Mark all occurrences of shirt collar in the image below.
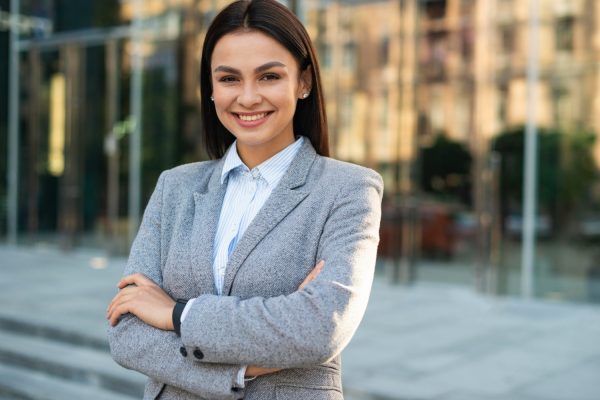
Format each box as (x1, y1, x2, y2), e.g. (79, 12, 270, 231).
(220, 136, 305, 187)
(220, 144, 245, 184)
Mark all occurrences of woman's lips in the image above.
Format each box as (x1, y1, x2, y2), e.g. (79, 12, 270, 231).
(233, 111, 273, 128)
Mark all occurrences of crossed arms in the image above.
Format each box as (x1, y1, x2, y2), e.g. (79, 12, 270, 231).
(106, 170, 383, 398)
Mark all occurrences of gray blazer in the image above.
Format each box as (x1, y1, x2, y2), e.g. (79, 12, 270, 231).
(108, 139, 383, 400)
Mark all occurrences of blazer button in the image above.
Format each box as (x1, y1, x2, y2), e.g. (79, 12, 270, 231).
(179, 346, 188, 357)
(193, 348, 204, 360)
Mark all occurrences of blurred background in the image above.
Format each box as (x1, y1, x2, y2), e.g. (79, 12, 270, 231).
(1, 1, 600, 399)
(2, 0, 600, 302)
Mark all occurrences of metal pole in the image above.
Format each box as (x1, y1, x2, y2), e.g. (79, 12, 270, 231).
(7, 0, 21, 245)
(106, 39, 121, 252)
(128, 0, 143, 245)
(400, 0, 419, 285)
(521, 0, 540, 299)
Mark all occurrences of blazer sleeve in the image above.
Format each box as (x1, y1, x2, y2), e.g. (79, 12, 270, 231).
(180, 169, 383, 368)
(107, 172, 243, 400)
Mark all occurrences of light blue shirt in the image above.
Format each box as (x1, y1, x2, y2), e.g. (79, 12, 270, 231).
(213, 136, 304, 294)
(181, 136, 305, 386)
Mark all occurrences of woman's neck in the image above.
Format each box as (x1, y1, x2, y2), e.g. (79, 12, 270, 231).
(235, 134, 296, 169)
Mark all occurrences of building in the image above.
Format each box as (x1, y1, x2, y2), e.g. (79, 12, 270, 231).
(2, 0, 599, 301)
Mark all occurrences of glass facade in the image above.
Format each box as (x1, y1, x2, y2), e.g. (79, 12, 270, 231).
(1, 0, 599, 302)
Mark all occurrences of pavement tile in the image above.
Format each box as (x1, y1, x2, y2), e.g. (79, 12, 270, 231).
(434, 390, 548, 400)
(416, 347, 581, 397)
(399, 352, 465, 374)
(519, 356, 600, 400)
(353, 373, 453, 400)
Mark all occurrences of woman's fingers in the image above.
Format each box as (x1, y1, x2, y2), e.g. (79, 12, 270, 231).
(298, 259, 325, 290)
(106, 281, 176, 330)
(107, 298, 130, 326)
(117, 272, 153, 289)
(106, 287, 135, 325)
(246, 366, 281, 377)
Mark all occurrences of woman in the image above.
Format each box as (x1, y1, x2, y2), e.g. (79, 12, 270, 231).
(106, 1, 383, 399)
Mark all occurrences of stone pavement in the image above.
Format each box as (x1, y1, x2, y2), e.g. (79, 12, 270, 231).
(1, 244, 599, 400)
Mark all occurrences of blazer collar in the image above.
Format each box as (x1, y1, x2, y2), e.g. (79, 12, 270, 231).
(273, 137, 316, 190)
(224, 138, 317, 294)
(190, 138, 318, 295)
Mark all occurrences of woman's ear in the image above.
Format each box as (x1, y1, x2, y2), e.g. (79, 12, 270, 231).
(298, 65, 313, 99)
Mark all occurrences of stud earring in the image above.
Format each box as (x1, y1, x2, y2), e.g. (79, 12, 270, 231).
(302, 93, 309, 99)
(210, 96, 214, 101)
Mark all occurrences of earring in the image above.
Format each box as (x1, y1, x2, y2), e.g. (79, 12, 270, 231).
(302, 93, 309, 99)
(210, 96, 214, 101)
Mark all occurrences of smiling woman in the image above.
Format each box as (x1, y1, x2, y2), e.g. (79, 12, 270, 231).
(106, 1, 383, 399)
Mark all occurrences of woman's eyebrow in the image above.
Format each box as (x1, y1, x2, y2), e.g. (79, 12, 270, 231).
(213, 61, 286, 74)
(255, 61, 286, 73)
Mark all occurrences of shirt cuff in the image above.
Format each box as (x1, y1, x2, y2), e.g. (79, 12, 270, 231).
(180, 297, 196, 322)
(235, 365, 248, 388)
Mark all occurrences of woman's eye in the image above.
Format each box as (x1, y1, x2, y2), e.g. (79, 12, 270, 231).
(219, 76, 238, 83)
(260, 73, 280, 81)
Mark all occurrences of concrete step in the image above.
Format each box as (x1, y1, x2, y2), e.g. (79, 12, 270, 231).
(0, 363, 139, 400)
(0, 314, 107, 352)
(0, 329, 145, 398)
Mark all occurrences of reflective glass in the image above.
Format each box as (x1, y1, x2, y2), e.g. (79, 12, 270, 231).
(3, 0, 599, 302)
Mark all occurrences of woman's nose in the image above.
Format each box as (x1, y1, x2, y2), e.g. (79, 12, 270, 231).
(237, 83, 262, 107)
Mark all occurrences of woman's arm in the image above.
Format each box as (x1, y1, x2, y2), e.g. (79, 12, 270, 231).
(108, 257, 325, 377)
(180, 170, 383, 368)
(106, 172, 244, 399)
(109, 314, 243, 399)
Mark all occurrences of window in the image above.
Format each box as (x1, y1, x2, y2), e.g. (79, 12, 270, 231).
(556, 16, 574, 52)
(319, 42, 332, 69)
(500, 26, 514, 55)
(421, 32, 448, 81)
(421, 0, 447, 20)
(379, 36, 389, 66)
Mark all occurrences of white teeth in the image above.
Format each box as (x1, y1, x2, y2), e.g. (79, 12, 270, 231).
(238, 113, 267, 121)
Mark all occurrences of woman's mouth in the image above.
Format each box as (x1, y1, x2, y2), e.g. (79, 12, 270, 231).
(233, 111, 273, 127)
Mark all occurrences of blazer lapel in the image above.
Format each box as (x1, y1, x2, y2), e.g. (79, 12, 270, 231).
(222, 140, 318, 295)
(189, 159, 226, 295)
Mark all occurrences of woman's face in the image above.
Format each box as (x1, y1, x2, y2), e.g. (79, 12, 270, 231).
(210, 30, 311, 167)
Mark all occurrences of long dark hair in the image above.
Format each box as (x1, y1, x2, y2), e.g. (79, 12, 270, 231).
(199, 0, 329, 159)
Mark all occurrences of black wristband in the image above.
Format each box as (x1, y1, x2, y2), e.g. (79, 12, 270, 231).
(172, 299, 188, 337)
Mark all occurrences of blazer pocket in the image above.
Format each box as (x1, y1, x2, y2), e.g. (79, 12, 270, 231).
(275, 384, 343, 400)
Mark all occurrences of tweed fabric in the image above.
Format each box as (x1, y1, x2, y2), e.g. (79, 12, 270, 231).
(107, 139, 383, 400)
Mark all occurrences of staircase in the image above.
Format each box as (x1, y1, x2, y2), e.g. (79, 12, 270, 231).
(0, 315, 145, 400)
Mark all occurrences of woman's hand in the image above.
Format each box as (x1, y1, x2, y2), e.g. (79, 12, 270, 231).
(245, 260, 325, 378)
(106, 273, 176, 330)
(245, 366, 281, 377)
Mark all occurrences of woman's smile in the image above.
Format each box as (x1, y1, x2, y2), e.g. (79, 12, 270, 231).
(233, 111, 274, 127)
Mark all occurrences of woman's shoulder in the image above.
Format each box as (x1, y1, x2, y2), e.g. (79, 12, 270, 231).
(159, 159, 221, 191)
(316, 156, 383, 190)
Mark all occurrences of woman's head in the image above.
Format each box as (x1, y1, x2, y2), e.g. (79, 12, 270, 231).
(200, 0, 329, 160)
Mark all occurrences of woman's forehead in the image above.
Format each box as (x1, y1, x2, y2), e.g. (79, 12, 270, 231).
(211, 30, 296, 69)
